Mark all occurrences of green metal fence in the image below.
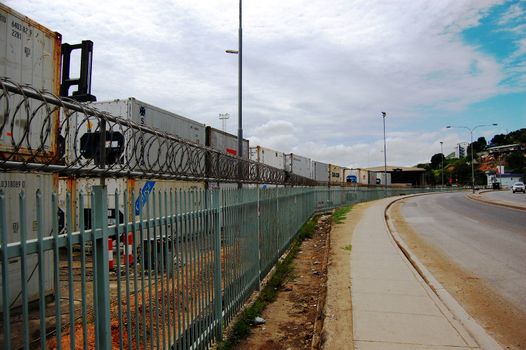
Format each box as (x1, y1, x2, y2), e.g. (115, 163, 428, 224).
(0, 185, 439, 349)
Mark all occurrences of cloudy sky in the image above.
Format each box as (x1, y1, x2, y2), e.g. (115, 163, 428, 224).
(7, 0, 526, 168)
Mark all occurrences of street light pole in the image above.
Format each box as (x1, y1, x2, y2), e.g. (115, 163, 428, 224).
(226, 0, 243, 188)
(440, 141, 444, 189)
(446, 123, 497, 193)
(237, 0, 243, 163)
(382, 112, 387, 194)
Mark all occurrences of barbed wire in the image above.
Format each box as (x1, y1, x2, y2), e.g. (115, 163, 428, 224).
(0, 78, 317, 186)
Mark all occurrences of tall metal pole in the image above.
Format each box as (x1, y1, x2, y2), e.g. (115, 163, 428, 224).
(237, 0, 243, 188)
(382, 112, 387, 194)
(469, 128, 475, 193)
(440, 141, 444, 189)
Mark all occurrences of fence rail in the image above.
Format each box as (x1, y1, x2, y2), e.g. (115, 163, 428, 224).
(0, 77, 315, 186)
(0, 185, 442, 349)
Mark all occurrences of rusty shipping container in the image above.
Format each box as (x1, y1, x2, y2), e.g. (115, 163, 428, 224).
(0, 3, 61, 160)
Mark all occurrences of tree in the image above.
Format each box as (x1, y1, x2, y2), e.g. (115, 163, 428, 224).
(430, 153, 444, 170)
(490, 134, 507, 146)
(476, 136, 487, 150)
(506, 152, 526, 173)
(466, 136, 488, 158)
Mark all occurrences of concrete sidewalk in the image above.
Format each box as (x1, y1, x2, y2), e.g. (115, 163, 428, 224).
(349, 197, 485, 349)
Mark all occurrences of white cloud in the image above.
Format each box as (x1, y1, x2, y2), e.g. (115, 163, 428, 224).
(497, 2, 525, 25)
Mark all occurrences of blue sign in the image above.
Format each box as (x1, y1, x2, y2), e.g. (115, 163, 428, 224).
(347, 175, 357, 183)
(135, 181, 156, 215)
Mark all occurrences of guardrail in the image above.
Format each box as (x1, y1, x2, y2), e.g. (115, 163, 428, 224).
(0, 185, 441, 349)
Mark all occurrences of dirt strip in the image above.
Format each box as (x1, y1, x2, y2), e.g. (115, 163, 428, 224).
(235, 214, 332, 350)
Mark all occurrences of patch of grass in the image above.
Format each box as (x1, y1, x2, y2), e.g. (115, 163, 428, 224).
(216, 215, 319, 349)
(332, 205, 352, 224)
(342, 244, 352, 252)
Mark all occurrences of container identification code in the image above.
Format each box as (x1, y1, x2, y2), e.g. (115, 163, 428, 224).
(0, 180, 26, 188)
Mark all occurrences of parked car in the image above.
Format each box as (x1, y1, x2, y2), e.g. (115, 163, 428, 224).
(511, 182, 525, 193)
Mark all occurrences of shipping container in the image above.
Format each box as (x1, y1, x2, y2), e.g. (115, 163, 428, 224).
(205, 126, 249, 158)
(58, 177, 205, 232)
(285, 153, 311, 179)
(376, 172, 392, 185)
(0, 171, 56, 308)
(357, 168, 370, 185)
(91, 98, 206, 145)
(64, 98, 207, 175)
(329, 164, 344, 186)
(205, 126, 250, 189)
(249, 146, 285, 170)
(311, 160, 329, 184)
(344, 168, 359, 183)
(368, 171, 377, 185)
(0, 3, 61, 160)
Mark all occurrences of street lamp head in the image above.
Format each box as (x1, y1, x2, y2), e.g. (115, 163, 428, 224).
(446, 125, 451, 128)
(225, 49, 239, 54)
(492, 123, 498, 126)
(381, 112, 386, 118)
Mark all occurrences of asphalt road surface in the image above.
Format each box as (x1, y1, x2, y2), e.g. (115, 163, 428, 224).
(399, 192, 526, 311)
(484, 189, 526, 206)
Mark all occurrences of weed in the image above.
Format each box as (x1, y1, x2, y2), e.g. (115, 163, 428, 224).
(342, 244, 352, 252)
(332, 205, 352, 224)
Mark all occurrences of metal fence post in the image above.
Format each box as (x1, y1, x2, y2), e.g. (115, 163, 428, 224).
(213, 189, 223, 340)
(257, 186, 262, 289)
(92, 185, 112, 349)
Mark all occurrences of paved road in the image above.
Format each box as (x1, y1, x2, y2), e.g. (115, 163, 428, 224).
(483, 189, 526, 207)
(399, 192, 526, 311)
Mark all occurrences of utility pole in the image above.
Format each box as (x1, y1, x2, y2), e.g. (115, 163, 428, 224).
(382, 112, 387, 194)
(440, 141, 444, 189)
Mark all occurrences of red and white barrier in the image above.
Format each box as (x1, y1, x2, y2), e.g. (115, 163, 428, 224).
(123, 232, 134, 265)
(108, 232, 134, 271)
(108, 238, 115, 270)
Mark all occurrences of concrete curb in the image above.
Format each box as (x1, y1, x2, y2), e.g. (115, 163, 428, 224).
(467, 192, 526, 212)
(384, 195, 503, 350)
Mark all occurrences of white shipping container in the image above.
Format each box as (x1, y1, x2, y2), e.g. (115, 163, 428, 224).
(0, 172, 55, 308)
(249, 146, 285, 170)
(376, 172, 391, 185)
(65, 98, 207, 174)
(285, 153, 311, 179)
(368, 171, 377, 185)
(311, 161, 329, 183)
(0, 4, 61, 159)
(92, 98, 205, 145)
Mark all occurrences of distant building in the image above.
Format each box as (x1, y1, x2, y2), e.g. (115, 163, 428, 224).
(366, 166, 426, 186)
(486, 171, 524, 188)
(455, 143, 468, 158)
(487, 143, 523, 155)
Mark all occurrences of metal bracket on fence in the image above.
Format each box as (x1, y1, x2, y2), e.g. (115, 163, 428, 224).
(92, 185, 111, 349)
